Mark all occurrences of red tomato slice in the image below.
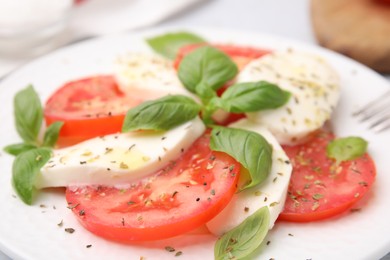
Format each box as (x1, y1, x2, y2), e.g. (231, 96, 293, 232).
(44, 76, 143, 146)
(65, 133, 240, 241)
(174, 44, 271, 70)
(279, 130, 376, 222)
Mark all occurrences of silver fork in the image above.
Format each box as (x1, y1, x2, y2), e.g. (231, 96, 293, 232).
(353, 90, 390, 133)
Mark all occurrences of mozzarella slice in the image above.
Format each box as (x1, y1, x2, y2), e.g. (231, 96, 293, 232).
(36, 117, 205, 188)
(206, 119, 292, 236)
(114, 52, 192, 99)
(237, 50, 340, 145)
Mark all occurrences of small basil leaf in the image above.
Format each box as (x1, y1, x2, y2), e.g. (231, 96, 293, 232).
(178, 46, 238, 98)
(326, 136, 368, 164)
(214, 206, 270, 260)
(210, 127, 272, 191)
(12, 148, 51, 205)
(122, 95, 201, 132)
(14, 85, 43, 144)
(146, 31, 206, 59)
(3, 143, 37, 156)
(219, 81, 291, 113)
(43, 121, 64, 147)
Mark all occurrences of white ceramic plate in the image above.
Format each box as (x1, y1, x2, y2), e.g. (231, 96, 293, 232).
(0, 27, 389, 260)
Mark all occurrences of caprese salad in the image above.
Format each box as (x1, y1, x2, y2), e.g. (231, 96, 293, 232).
(4, 31, 376, 259)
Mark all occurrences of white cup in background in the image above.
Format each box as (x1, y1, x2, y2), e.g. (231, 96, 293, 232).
(0, 0, 73, 58)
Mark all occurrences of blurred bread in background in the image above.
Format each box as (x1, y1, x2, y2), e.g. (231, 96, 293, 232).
(311, 0, 390, 73)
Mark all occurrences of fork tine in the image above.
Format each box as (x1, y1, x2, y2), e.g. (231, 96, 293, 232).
(369, 113, 390, 129)
(353, 90, 390, 117)
(370, 120, 390, 133)
(359, 102, 389, 122)
(353, 89, 390, 133)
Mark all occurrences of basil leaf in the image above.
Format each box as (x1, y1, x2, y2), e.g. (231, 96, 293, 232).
(122, 95, 201, 132)
(214, 206, 270, 260)
(326, 136, 368, 164)
(210, 127, 272, 191)
(12, 148, 51, 205)
(3, 143, 37, 156)
(43, 121, 64, 147)
(217, 81, 291, 113)
(146, 31, 206, 59)
(178, 46, 238, 100)
(14, 85, 43, 144)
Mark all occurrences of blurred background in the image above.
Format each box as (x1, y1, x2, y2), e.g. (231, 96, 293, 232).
(1, 0, 389, 79)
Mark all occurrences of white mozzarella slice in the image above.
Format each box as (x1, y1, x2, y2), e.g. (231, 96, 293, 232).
(206, 119, 292, 236)
(114, 52, 192, 99)
(36, 117, 205, 188)
(237, 50, 340, 145)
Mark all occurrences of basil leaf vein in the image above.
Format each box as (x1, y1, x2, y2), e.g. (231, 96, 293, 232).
(214, 206, 270, 260)
(326, 136, 368, 164)
(218, 81, 291, 113)
(43, 121, 64, 147)
(122, 95, 201, 132)
(210, 126, 273, 191)
(146, 31, 206, 59)
(14, 85, 43, 144)
(12, 148, 51, 205)
(178, 46, 238, 100)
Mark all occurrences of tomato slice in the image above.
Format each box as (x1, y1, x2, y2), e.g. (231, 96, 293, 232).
(44, 76, 143, 146)
(174, 44, 271, 70)
(279, 130, 376, 222)
(65, 133, 240, 241)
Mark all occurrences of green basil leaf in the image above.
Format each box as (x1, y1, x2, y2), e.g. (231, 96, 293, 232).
(122, 95, 201, 132)
(14, 85, 43, 144)
(146, 31, 206, 59)
(326, 136, 368, 164)
(3, 143, 37, 156)
(210, 126, 272, 191)
(12, 147, 51, 205)
(214, 206, 270, 260)
(178, 46, 238, 99)
(218, 81, 291, 113)
(43, 121, 64, 147)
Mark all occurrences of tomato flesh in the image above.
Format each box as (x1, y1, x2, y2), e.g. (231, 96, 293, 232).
(44, 76, 143, 146)
(65, 133, 240, 241)
(279, 130, 376, 222)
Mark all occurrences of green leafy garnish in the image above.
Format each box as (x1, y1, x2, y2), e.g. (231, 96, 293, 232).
(4, 86, 64, 156)
(42, 121, 64, 147)
(146, 31, 206, 59)
(214, 206, 270, 260)
(213, 81, 291, 113)
(14, 85, 43, 144)
(5, 86, 64, 204)
(178, 46, 238, 102)
(326, 136, 368, 164)
(3, 143, 37, 156)
(12, 148, 51, 205)
(122, 95, 201, 132)
(210, 126, 273, 191)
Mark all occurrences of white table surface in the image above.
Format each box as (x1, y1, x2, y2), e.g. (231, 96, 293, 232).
(0, 0, 389, 259)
